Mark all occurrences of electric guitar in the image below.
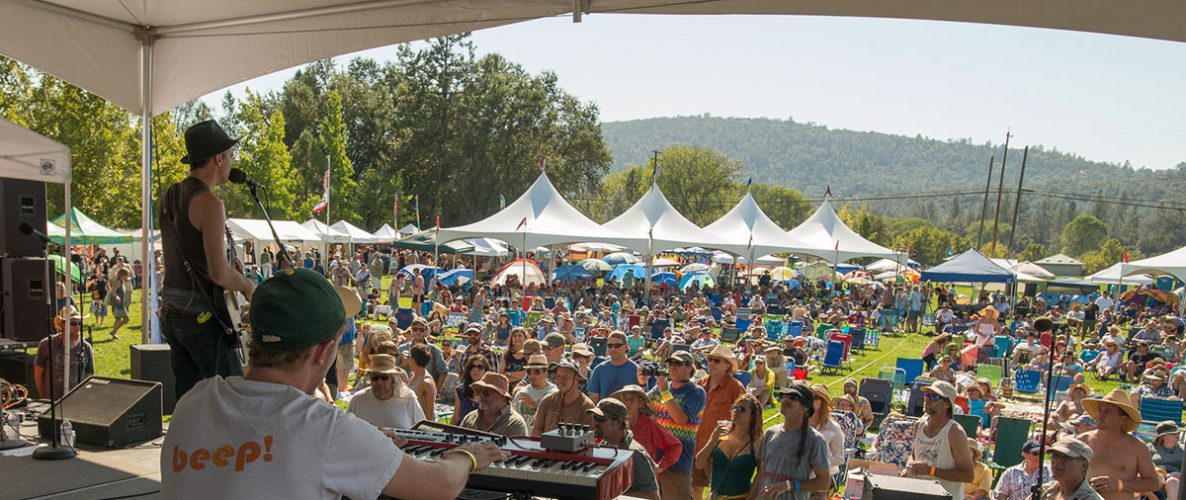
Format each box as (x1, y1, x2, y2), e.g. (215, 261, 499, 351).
(223, 226, 251, 366)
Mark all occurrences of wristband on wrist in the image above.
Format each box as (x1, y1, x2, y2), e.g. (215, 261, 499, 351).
(929, 466, 936, 477)
(794, 480, 801, 491)
(1117, 480, 1124, 492)
(785, 480, 792, 492)
(446, 449, 478, 472)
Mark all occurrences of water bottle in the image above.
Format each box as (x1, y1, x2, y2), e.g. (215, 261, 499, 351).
(60, 419, 74, 448)
(4, 411, 18, 439)
(786, 359, 795, 381)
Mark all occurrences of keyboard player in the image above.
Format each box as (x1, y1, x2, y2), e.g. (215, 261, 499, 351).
(161, 269, 508, 500)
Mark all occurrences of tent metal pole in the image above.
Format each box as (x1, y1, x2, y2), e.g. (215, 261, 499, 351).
(62, 178, 71, 396)
(139, 37, 155, 345)
(644, 234, 653, 306)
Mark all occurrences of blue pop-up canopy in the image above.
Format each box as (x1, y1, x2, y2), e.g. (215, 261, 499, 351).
(920, 248, 1015, 283)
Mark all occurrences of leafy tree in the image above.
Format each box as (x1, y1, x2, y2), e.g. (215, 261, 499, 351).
(749, 183, 811, 229)
(837, 204, 888, 245)
(224, 90, 296, 219)
(1061, 214, 1108, 257)
(892, 224, 970, 266)
(1017, 242, 1048, 263)
(319, 89, 358, 223)
(653, 145, 743, 226)
(1081, 238, 1141, 274)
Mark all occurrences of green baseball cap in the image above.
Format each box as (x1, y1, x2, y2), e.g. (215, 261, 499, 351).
(250, 268, 351, 351)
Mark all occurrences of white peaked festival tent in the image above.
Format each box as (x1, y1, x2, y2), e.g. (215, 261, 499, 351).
(4, 1, 1183, 344)
(702, 193, 810, 259)
(602, 183, 723, 254)
(437, 172, 642, 249)
(302, 219, 350, 244)
(1123, 246, 1186, 282)
(0, 117, 73, 395)
(372, 224, 397, 243)
(330, 220, 382, 244)
(785, 200, 899, 263)
(866, 258, 907, 273)
(1087, 263, 1153, 285)
(227, 218, 323, 245)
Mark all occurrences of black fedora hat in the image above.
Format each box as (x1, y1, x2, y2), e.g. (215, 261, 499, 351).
(181, 119, 239, 165)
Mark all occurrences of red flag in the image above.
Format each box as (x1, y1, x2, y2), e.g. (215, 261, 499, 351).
(435, 216, 440, 235)
(516, 217, 527, 230)
(906, 243, 911, 253)
(312, 164, 330, 213)
(1123, 252, 1129, 263)
(834, 240, 839, 251)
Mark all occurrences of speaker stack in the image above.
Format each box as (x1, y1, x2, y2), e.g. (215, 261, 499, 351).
(36, 376, 163, 448)
(0, 178, 52, 343)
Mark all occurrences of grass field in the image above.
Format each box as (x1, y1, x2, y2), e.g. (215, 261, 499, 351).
(75, 279, 1127, 428)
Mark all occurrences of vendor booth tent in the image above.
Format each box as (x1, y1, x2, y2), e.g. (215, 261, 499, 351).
(391, 230, 475, 254)
(437, 172, 640, 249)
(921, 248, 1015, 283)
(227, 218, 323, 243)
(330, 220, 382, 244)
(1123, 245, 1186, 283)
(464, 238, 509, 257)
(51, 208, 133, 245)
(1087, 263, 1154, 285)
(1010, 261, 1056, 280)
(372, 224, 397, 243)
(785, 200, 899, 262)
(398, 224, 420, 237)
(302, 219, 350, 244)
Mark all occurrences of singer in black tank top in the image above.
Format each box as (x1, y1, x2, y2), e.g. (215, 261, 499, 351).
(158, 119, 255, 399)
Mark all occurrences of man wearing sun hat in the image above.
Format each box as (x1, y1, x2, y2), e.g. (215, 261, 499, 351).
(513, 354, 556, 429)
(1041, 437, 1102, 500)
(162, 268, 508, 499)
(587, 398, 661, 500)
(906, 380, 975, 499)
(461, 372, 527, 437)
(347, 354, 424, 430)
(1080, 388, 1160, 500)
(34, 305, 94, 397)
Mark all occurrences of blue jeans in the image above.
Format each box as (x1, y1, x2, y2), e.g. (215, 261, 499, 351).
(160, 305, 243, 400)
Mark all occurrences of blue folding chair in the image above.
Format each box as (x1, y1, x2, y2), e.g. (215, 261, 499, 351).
(821, 340, 845, 374)
(394, 308, 414, 329)
(865, 329, 881, 349)
(710, 306, 723, 321)
(1014, 368, 1042, 394)
(1140, 397, 1184, 425)
(765, 320, 784, 337)
(1048, 375, 1074, 393)
(733, 371, 752, 387)
(993, 335, 1014, 358)
(787, 321, 804, 337)
(896, 358, 924, 385)
(736, 318, 752, 333)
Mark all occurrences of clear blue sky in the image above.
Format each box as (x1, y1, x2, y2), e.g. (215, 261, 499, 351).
(201, 14, 1186, 170)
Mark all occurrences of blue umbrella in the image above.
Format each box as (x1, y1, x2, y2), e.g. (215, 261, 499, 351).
(553, 264, 593, 281)
(603, 252, 640, 266)
(397, 264, 443, 280)
(679, 272, 716, 291)
(651, 271, 679, 287)
(608, 264, 646, 282)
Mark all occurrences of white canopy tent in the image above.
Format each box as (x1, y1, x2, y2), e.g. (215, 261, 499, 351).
(227, 218, 323, 244)
(465, 238, 510, 257)
(3, 1, 1183, 342)
(602, 182, 724, 254)
(1123, 246, 1186, 282)
(330, 220, 382, 244)
(1010, 261, 1056, 280)
(1088, 262, 1154, 285)
(702, 193, 810, 258)
(437, 171, 641, 249)
(865, 258, 906, 274)
(302, 218, 350, 244)
(785, 200, 899, 262)
(372, 224, 397, 243)
(0, 117, 73, 396)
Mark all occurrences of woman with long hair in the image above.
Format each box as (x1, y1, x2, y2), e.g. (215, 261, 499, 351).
(494, 312, 513, 346)
(501, 327, 529, 385)
(809, 384, 846, 489)
(451, 353, 489, 425)
(695, 394, 763, 499)
(108, 268, 131, 340)
(922, 334, 952, 371)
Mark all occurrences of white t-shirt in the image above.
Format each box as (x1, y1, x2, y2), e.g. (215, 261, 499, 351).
(162, 376, 402, 500)
(1095, 297, 1115, 311)
(347, 387, 426, 430)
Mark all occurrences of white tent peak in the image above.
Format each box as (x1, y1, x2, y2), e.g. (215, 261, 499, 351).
(438, 171, 641, 249)
(302, 218, 349, 243)
(329, 220, 381, 244)
(1123, 246, 1186, 282)
(702, 193, 808, 258)
(372, 224, 397, 242)
(602, 182, 722, 253)
(785, 200, 898, 262)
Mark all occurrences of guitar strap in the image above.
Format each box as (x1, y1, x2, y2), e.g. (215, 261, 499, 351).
(161, 180, 234, 334)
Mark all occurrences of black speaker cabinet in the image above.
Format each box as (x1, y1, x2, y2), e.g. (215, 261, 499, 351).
(863, 473, 952, 500)
(1, 257, 54, 342)
(0, 178, 46, 257)
(37, 376, 162, 448)
(0, 351, 38, 400)
(131, 343, 176, 414)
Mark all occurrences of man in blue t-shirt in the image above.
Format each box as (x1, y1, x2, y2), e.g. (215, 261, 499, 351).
(648, 350, 706, 500)
(588, 331, 639, 402)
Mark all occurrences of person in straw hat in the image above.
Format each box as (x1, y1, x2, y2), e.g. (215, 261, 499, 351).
(347, 354, 424, 430)
(808, 384, 846, 481)
(905, 380, 975, 499)
(1136, 368, 1174, 399)
(588, 398, 661, 500)
(162, 268, 508, 499)
(1057, 383, 1094, 421)
(35, 305, 94, 397)
(692, 344, 746, 498)
(460, 372, 527, 436)
(512, 353, 556, 429)
(1080, 388, 1161, 500)
(1040, 437, 1102, 500)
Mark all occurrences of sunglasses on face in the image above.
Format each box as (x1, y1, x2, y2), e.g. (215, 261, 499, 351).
(709, 358, 727, 365)
(607, 343, 625, 349)
(924, 393, 944, 401)
(731, 404, 750, 413)
(369, 374, 391, 382)
(412, 327, 427, 333)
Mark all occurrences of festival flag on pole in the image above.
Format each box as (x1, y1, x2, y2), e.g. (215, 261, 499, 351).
(746, 177, 752, 189)
(516, 217, 527, 231)
(539, 156, 546, 171)
(905, 243, 911, 254)
(312, 164, 330, 213)
(415, 195, 421, 228)
(435, 216, 440, 235)
(834, 240, 840, 251)
(393, 192, 399, 221)
(1123, 252, 1129, 263)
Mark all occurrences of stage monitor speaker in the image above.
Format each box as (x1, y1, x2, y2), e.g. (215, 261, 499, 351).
(0, 178, 46, 257)
(1, 257, 54, 342)
(130, 344, 176, 414)
(0, 351, 39, 400)
(37, 376, 162, 448)
(863, 473, 952, 500)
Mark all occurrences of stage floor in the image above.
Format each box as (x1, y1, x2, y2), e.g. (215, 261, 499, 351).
(1, 402, 163, 499)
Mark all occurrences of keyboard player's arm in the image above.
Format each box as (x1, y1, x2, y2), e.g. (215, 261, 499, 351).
(384, 441, 508, 500)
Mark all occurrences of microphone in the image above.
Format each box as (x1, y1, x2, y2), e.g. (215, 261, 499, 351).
(18, 221, 51, 244)
(228, 168, 261, 189)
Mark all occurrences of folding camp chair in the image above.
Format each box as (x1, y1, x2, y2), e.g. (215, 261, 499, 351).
(968, 399, 990, 427)
(922, 312, 936, 327)
(394, 308, 414, 329)
(864, 329, 881, 349)
(736, 318, 752, 333)
(991, 417, 1032, 471)
(720, 327, 741, 343)
(446, 312, 466, 329)
(976, 364, 1003, 381)
(878, 367, 907, 392)
(993, 335, 1014, 358)
(733, 371, 752, 387)
(816, 323, 834, 339)
(830, 333, 853, 363)
(1140, 396, 1184, 425)
(1048, 375, 1074, 393)
(954, 413, 981, 438)
(821, 340, 845, 374)
(1014, 368, 1042, 394)
(786, 321, 804, 338)
(860, 377, 894, 425)
(1151, 344, 1174, 360)
(850, 328, 867, 351)
(765, 320, 784, 338)
(710, 306, 722, 321)
(544, 297, 556, 309)
(896, 358, 924, 385)
(650, 319, 670, 340)
(525, 311, 543, 329)
(736, 308, 752, 320)
(906, 378, 938, 416)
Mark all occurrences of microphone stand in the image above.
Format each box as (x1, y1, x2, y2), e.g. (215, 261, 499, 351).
(1031, 333, 1057, 500)
(246, 183, 294, 270)
(33, 245, 76, 460)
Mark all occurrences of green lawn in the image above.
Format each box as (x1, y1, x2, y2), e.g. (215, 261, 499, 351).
(81, 283, 1126, 431)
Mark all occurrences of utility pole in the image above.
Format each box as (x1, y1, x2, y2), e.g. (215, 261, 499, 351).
(989, 131, 1012, 257)
(976, 155, 995, 248)
(1007, 146, 1029, 256)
